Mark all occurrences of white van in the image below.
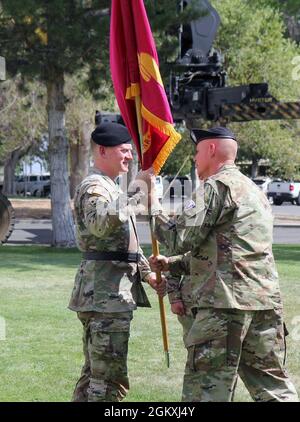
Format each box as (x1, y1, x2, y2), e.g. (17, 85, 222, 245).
(15, 174, 50, 197)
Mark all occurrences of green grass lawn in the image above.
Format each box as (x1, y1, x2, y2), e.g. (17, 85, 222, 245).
(0, 244, 299, 402)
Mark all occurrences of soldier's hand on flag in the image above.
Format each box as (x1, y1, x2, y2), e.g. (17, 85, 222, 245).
(135, 168, 160, 207)
(171, 300, 185, 316)
(135, 168, 155, 189)
(149, 254, 169, 272)
(146, 272, 167, 297)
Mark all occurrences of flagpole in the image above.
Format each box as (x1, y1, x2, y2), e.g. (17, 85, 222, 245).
(150, 221, 170, 368)
(134, 97, 170, 368)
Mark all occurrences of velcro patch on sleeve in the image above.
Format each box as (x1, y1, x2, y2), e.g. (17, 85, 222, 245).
(86, 185, 109, 199)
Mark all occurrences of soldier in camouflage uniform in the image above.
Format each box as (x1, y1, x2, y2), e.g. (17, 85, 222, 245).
(69, 122, 165, 402)
(164, 234, 194, 342)
(144, 126, 299, 402)
(163, 273, 195, 366)
(164, 219, 194, 371)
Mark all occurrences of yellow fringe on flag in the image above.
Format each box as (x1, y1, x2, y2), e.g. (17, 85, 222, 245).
(141, 104, 182, 175)
(125, 83, 140, 100)
(153, 130, 182, 175)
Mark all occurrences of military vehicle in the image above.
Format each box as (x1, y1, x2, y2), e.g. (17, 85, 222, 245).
(0, 55, 15, 244)
(167, 0, 300, 126)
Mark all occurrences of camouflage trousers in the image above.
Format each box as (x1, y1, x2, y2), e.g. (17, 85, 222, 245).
(72, 311, 133, 402)
(178, 307, 299, 402)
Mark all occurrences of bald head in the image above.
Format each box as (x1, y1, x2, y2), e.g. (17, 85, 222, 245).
(194, 137, 238, 180)
(202, 137, 238, 161)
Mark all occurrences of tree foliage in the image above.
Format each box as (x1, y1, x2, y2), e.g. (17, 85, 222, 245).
(0, 0, 111, 90)
(248, 1, 300, 54)
(161, 126, 194, 176)
(0, 0, 113, 245)
(0, 76, 46, 163)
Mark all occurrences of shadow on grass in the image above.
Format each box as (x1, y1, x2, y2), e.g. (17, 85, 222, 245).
(0, 245, 164, 272)
(273, 245, 300, 262)
(0, 245, 80, 270)
(1, 244, 298, 272)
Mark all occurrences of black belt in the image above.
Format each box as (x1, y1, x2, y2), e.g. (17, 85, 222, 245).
(82, 251, 141, 263)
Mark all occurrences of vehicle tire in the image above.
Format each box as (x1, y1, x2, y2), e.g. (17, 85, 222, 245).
(297, 195, 300, 206)
(0, 192, 15, 244)
(273, 198, 283, 206)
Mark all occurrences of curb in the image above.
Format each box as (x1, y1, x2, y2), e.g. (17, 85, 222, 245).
(13, 218, 300, 228)
(274, 224, 300, 228)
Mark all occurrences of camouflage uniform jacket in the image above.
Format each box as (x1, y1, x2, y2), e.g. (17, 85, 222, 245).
(69, 168, 152, 313)
(165, 240, 193, 305)
(167, 273, 192, 305)
(153, 165, 282, 310)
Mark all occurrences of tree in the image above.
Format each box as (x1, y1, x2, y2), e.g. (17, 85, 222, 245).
(0, 0, 196, 245)
(161, 127, 193, 176)
(65, 75, 96, 198)
(254, 0, 300, 43)
(0, 0, 113, 246)
(0, 76, 47, 194)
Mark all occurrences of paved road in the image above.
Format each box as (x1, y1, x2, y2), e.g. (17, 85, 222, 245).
(273, 226, 300, 244)
(271, 203, 300, 217)
(6, 219, 300, 245)
(167, 199, 300, 218)
(7, 220, 53, 245)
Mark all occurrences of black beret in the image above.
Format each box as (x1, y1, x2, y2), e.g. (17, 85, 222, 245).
(91, 122, 131, 146)
(190, 126, 236, 144)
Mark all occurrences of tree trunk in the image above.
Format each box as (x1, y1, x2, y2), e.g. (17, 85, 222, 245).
(69, 121, 92, 199)
(251, 157, 259, 178)
(3, 152, 18, 195)
(47, 72, 76, 247)
(3, 147, 29, 195)
(285, 15, 300, 42)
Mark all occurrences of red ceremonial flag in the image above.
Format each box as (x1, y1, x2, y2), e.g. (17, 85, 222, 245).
(110, 0, 181, 174)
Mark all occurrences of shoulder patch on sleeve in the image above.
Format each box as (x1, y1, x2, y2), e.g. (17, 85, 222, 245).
(184, 199, 196, 210)
(86, 185, 109, 198)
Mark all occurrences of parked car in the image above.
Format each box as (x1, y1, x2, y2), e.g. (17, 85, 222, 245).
(252, 176, 272, 194)
(163, 176, 192, 199)
(15, 174, 50, 197)
(41, 183, 51, 198)
(267, 179, 300, 205)
(155, 176, 164, 202)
